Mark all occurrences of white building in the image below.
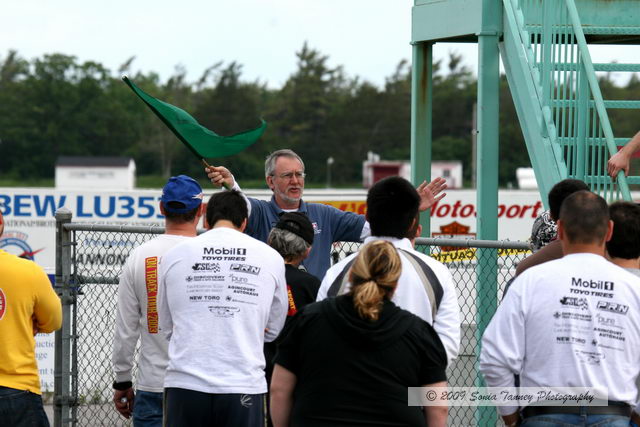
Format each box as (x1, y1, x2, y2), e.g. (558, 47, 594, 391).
(362, 158, 463, 189)
(516, 167, 538, 189)
(55, 157, 136, 190)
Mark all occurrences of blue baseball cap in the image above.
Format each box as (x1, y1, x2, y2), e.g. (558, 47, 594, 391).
(161, 175, 204, 213)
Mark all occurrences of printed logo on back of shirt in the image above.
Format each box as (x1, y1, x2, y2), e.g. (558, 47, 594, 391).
(229, 263, 261, 275)
(556, 336, 586, 345)
(229, 274, 258, 287)
(201, 247, 247, 262)
(553, 322, 591, 334)
(192, 262, 221, 272)
(208, 306, 240, 317)
(203, 247, 247, 256)
(145, 257, 159, 334)
(571, 277, 614, 291)
(596, 301, 628, 315)
(229, 285, 258, 297)
(574, 349, 604, 365)
(225, 295, 258, 306)
(559, 296, 589, 310)
(190, 295, 220, 302)
(596, 314, 622, 328)
(230, 274, 248, 283)
(552, 311, 592, 322)
(311, 222, 321, 234)
(187, 275, 225, 282)
(286, 285, 297, 316)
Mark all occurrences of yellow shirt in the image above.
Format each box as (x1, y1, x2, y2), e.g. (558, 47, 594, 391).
(0, 250, 62, 394)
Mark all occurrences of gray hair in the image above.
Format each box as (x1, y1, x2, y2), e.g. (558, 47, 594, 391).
(268, 227, 310, 261)
(265, 149, 305, 177)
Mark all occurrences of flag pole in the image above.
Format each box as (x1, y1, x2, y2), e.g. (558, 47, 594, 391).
(201, 159, 231, 190)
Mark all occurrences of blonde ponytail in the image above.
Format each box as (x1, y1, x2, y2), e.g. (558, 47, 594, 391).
(349, 240, 402, 321)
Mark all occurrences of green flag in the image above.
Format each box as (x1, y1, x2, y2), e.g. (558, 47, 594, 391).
(123, 76, 266, 159)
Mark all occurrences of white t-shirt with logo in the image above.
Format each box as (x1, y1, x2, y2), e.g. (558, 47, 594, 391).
(159, 227, 287, 394)
(480, 253, 640, 415)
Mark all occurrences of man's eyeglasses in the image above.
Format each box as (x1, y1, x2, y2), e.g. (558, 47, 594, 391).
(276, 171, 306, 180)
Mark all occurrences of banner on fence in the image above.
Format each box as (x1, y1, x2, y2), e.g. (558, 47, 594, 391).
(430, 247, 531, 264)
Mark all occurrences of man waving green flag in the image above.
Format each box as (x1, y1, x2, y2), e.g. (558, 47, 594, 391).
(123, 76, 266, 159)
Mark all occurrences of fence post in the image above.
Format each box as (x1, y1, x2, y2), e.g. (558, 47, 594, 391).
(476, 0, 501, 423)
(54, 208, 73, 427)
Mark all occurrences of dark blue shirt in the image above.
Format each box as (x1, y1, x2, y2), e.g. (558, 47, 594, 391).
(246, 196, 365, 279)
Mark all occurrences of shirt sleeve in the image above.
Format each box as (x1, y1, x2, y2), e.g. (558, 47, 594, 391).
(479, 276, 527, 415)
(432, 265, 461, 363)
(231, 179, 252, 219)
(245, 197, 268, 238)
(32, 266, 62, 334)
(326, 205, 366, 243)
(265, 260, 288, 343)
(112, 256, 141, 383)
(359, 221, 371, 241)
(274, 311, 305, 375)
(417, 321, 449, 385)
(158, 257, 174, 341)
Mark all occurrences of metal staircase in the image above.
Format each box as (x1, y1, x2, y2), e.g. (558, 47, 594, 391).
(501, 0, 640, 200)
(410, 4, 640, 425)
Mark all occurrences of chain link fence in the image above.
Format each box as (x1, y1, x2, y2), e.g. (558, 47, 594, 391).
(54, 211, 531, 427)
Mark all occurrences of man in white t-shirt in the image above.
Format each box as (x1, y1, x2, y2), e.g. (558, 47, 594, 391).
(481, 191, 640, 426)
(159, 189, 288, 427)
(112, 175, 205, 426)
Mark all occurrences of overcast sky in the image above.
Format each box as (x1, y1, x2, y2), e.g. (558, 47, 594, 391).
(3, 0, 637, 88)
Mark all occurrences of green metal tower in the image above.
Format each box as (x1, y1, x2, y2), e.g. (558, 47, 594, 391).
(411, 1, 640, 425)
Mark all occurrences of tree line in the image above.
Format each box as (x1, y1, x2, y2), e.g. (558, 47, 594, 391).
(1, 45, 637, 188)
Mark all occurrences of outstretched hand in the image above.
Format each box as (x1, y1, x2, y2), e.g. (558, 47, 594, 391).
(206, 166, 235, 189)
(417, 177, 447, 211)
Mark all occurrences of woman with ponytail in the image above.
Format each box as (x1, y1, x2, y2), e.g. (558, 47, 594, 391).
(270, 240, 448, 427)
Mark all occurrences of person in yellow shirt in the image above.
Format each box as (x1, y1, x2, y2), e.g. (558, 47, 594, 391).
(0, 209, 62, 427)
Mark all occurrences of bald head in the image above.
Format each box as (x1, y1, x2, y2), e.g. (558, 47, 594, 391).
(558, 191, 610, 245)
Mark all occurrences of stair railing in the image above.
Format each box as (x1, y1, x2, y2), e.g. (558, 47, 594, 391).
(509, 0, 631, 200)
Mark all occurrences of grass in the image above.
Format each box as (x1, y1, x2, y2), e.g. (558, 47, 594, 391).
(0, 178, 55, 187)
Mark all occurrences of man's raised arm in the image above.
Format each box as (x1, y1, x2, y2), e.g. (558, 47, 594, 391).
(206, 165, 252, 217)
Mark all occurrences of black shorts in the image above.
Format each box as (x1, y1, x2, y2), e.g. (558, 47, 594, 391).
(164, 388, 264, 427)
